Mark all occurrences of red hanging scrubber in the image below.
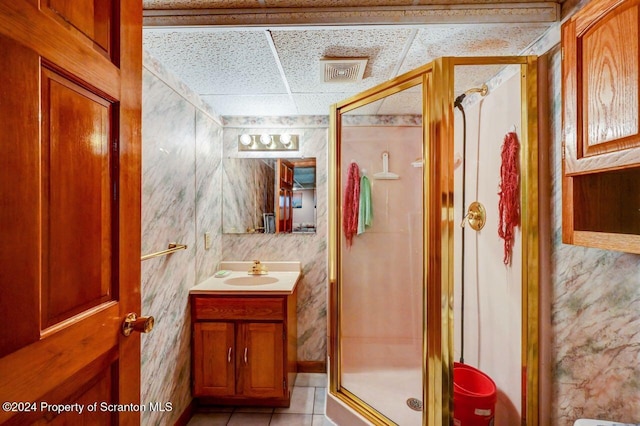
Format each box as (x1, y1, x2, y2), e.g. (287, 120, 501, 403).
(343, 162, 360, 247)
(498, 131, 520, 265)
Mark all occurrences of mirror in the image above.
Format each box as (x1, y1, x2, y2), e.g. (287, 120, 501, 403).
(222, 157, 316, 234)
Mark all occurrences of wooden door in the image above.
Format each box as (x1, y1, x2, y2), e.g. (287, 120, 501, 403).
(238, 323, 284, 398)
(0, 1, 142, 424)
(193, 322, 236, 397)
(276, 159, 294, 233)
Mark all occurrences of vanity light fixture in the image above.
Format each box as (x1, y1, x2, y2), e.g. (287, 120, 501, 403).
(237, 133, 300, 151)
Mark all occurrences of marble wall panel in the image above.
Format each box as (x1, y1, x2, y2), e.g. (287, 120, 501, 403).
(221, 123, 328, 361)
(195, 110, 223, 284)
(141, 52, 223, 425)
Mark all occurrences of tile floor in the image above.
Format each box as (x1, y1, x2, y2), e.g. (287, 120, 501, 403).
(187, 373, 336, 426)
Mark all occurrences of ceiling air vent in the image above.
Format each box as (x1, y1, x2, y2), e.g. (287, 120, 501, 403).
(320, 57, 368, 83)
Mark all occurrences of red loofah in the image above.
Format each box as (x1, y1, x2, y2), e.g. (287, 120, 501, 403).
(343, 162, 360, 247)
(498, 131, 520, 265)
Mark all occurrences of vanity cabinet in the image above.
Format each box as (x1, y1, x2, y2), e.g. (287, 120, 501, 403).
(191, 293, 297, 406)
(562, 0, 640, 253)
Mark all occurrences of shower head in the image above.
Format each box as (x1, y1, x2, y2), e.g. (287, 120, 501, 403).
(453, 84, 489, 110)
(465, 84, 489, 97)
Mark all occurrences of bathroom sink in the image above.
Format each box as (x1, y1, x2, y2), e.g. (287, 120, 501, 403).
(190, 261, 301, 294)
(223, 276, 280, 286)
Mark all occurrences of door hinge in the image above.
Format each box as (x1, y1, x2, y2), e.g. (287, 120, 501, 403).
(561, 139, 566, 160)
(283, 379, 286, 389)
(283, 329, 286, 340)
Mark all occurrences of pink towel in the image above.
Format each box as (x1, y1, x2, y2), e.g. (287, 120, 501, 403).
(343, 162, 360, 247)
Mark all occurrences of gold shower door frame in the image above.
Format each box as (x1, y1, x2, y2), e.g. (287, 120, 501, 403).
(328, 56, 540, 426)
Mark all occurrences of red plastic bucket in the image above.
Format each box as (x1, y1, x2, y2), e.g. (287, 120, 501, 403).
(453, 362, 497, 426)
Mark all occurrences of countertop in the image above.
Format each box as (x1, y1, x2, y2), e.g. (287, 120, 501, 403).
(189, 261, 301, 295)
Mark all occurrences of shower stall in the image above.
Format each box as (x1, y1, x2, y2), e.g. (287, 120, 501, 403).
(328, 57, 543, 426)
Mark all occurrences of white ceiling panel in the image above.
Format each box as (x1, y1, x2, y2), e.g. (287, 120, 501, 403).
(271, 28, 416, 94)
(453, 64, 507, 95)
(376, 91, 423, 115)
(399, 23, 553, 74)
(292, 93, 359, 115)
(201, 94, 298, 116)
(143, 30, 287, 95)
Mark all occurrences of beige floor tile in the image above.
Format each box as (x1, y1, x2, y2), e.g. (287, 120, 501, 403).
(186, 412, 231, 426)
(275, 386, 315, 414)
(270, 413, 313, 425)
(313, 388, 326, 414)
(195, 406, 235, 413)
(295, 373, 328, 387)
(226, 412, 272, 425)
(312, 414, 337, 426)
(233, 406, 274, 414)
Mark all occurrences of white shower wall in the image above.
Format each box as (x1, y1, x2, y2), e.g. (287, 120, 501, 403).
(453, 69, 523, 425)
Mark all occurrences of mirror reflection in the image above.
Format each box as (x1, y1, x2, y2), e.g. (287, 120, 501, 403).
(222, 157, 316, 234)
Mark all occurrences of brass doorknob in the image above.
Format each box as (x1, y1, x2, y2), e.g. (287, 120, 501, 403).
(122, 313, 154, 337)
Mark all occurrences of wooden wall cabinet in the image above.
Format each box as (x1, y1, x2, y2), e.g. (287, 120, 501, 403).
(191, 293, 297, 406)
(562, 0, 640, 253)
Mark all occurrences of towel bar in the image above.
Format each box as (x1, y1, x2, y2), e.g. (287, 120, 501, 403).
(141, 243, 187, 261)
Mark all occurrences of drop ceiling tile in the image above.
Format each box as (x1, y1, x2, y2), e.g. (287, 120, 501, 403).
(376, 91, 423, 115)
(202, 94, 297, 116)
(453, 64, 506, 95)
(399, 23, 552, 74)
(292, 93, 360, 115)
(143, 30, 287, 96)
(271, 28, 415, 94)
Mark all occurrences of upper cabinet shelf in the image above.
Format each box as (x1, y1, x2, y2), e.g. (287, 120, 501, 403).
(562, 0, 640, 253)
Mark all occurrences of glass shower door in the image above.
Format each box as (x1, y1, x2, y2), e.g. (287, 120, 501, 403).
(337, 83, 424, 425)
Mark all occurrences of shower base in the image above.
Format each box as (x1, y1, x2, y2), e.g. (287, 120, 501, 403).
(331, 368, 423, 425)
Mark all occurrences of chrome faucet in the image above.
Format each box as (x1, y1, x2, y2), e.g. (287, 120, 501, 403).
(248, 260, 268, 275)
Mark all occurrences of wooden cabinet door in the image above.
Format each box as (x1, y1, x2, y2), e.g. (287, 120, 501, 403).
(193, 322, 236, 397)
(0, 1, 142, 424)
(238, 323, 285, 398)
(562, 0, 640, 175)
(562, 0, 640, 252)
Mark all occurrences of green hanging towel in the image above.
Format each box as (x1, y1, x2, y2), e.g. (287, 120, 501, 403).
(358, 174, 372, 234)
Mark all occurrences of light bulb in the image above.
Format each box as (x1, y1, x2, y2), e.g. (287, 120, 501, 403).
(280, 133, 292, 146)
(260, 134, 272, 145)
(239, 134, 252, 146)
